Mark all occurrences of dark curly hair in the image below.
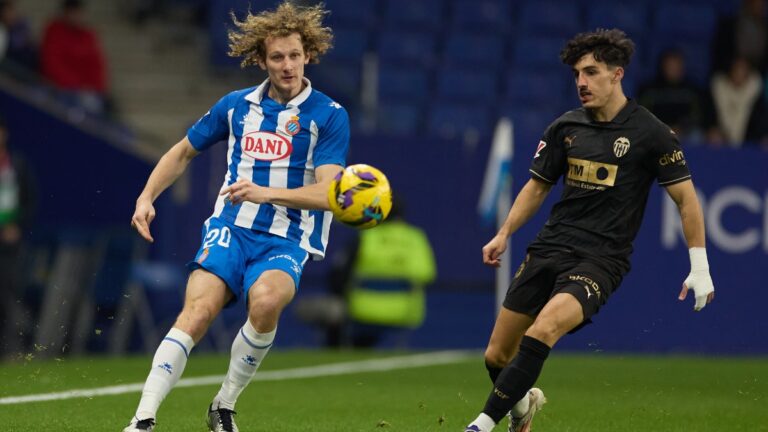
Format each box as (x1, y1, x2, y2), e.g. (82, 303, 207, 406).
(560, 29, 635, 68)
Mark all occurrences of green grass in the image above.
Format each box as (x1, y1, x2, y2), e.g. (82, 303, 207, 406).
(0, 350, 765, 431)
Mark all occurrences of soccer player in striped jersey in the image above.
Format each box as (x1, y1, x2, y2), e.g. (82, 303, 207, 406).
(123, 3, 348, 431)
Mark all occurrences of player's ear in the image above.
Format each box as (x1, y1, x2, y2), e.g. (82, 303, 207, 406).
(257, 58, 266, 70)
(612, 67, 624, 83)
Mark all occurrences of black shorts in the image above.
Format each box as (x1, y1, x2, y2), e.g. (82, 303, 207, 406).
(503, 249, 623, 332)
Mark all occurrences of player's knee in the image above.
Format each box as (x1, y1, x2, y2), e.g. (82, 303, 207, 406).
(181, 301, 216, 326)
(249, 290, 288, 317)
(526, 318, 566, 346)
(484, 345, 512, 367)
(173, 305, 215, 340)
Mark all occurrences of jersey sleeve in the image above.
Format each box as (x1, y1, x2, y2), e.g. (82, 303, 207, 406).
(186, 94, 231, 151)
(651, 127, 691, 186)
(313, 105, 350, 167)
(529, 121, 566, 184)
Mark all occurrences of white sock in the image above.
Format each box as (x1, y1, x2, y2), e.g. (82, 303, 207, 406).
(135, 328, 195, 420)
(468, 413, 496, 431)
(510, 391, 530, 417)
(213, 320, 276, 410)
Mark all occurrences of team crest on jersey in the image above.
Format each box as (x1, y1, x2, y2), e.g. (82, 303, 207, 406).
(613, 137, 630, 158)
(241, 131, 293, 161)
(534, 140, 547, 159)
(285, 116, 301, 136)
(197, 248, 209, 264)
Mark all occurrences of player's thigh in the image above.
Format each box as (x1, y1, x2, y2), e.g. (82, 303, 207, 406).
(551, 259, 621, 333)
(184, 269, 233, 309)
(525, 292, 584, 347)
(485, 307, 536, 366)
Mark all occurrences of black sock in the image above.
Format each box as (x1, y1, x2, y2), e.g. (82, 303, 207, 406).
(482, 336, 551, 423)
(485, 360, 503, 383)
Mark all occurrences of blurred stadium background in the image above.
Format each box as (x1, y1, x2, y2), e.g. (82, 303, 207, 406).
(0, 0, 765, 430)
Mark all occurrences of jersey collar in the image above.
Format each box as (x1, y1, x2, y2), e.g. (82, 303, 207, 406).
(585, 98, 637, 125)
(608, 98, 637, 124)
(244, 78, 313, 107)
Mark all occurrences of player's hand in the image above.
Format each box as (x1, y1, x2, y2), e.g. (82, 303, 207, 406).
(482, 234, 508, 268)
(131, 198, 155, 243)
(679, 270, 715, 311)
(220, 179, 270, 205)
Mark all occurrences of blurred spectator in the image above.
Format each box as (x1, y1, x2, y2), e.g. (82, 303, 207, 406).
(708, 57, 768, 147)
(0, 116, 36, 357)
(0, 0, 37, 72)
(325, 199, 436, 348)
(40, 0, 109, 114)
(638, 49, 713, 141)
(711, 0, 768, 74)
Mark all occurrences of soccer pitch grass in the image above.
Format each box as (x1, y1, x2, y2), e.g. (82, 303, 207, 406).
(0, 350, 764, 431)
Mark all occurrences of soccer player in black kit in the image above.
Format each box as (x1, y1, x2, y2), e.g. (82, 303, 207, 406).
(464, 29, 715, 432)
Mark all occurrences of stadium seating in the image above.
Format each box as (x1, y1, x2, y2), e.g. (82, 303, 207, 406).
(653, 3, 718, 42)
(377, 29, 439, 67)
(376, 102, 422, 135)
(449, 0, 512, 34)
(377, 65, 431, 103)
(427, 103, 492, 140)
(512, 36, 569, 68)
(442, 32, 507, 69)
(586, 3, 650, 37)
(435, 68, 498, 102)
(382, 0, 446, 31)
(517, 0, 583, 38)
(503, 70, 570, 109)
(324, 27, 370, 63)
(323, 0, 378, 28)
(202, 0, 734, 141)
(498, 105, 561, 144)
(307, 61, 362, 112)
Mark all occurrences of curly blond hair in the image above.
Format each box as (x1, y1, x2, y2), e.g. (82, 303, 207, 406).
(228, 1, 333, 67)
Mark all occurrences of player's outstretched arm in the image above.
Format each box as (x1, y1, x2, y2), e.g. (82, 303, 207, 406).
(131, 137, 200, 242)
(665, 180, 715, 311)
(483, 178, 552, 267)
(221, 164, 344, 210)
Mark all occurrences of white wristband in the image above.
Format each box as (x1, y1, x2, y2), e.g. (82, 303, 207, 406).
(688, 247, 709, 272)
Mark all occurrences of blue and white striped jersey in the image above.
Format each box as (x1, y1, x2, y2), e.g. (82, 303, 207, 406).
(187, 78, 349, 259)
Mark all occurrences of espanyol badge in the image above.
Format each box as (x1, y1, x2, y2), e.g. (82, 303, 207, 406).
(613, 137, 630, 158)
(285, 116, 301, 136)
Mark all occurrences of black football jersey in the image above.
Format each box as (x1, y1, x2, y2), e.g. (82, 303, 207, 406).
(527, 99, 690, 273)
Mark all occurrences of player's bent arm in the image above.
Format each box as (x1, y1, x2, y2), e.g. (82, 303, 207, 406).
(265, 164, 344, 210)
(497, 178, 553, 238)
(665, 179, 715, 311)
(132, 137, 199, 242)
(482, 178, 552, 266)
(137, 137, 200, 203)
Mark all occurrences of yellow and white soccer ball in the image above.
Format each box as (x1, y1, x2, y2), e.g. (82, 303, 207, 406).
(328, 164, 392, 229)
